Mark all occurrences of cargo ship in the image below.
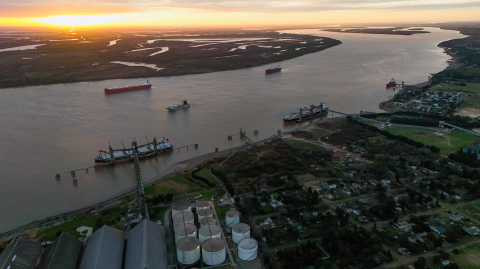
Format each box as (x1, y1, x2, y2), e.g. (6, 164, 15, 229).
(265, 65, 281, 74)
(167, 100, 190, 111)
(104, 80, 151, 94)
(283, 102, 328, 123)
(386, 78, 396, 88)
(95, 138, 172, 165)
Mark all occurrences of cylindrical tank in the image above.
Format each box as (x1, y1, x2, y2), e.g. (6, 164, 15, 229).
(174, 223, 197, 243)
(232, 223, 250, 243)
(172, 201, 191, 216)
(238, 238, 258, 261)
(198, 224, 222, 243)
(199, 217, 217, 227)
(176, 237, 201, 265)
(172, 212, 194, 228)
(197, 208, 214, 221)
(225, 210, 240, 227)
(202, 238, 226, 265)
(196, 201, 211, 211)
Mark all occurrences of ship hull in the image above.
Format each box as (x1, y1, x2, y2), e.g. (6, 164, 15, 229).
(265, 68, 281, 74)
(104, 84, 151, 94)
(386, 82, 396, 88)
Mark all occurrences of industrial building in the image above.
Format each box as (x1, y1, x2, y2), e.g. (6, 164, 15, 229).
(125, 219, 168, 269)
(0, 238, 42, 269)
(79, 225, 124, 269)
(37, 232, 82, 269)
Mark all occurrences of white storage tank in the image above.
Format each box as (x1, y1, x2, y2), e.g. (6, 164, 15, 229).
(196, 200, 211, 211)
(197, 208, 214, 221)
(232, 223, 250, 243)
(199, 217, 217, 227)
(198, 224, 222, 243)
(174, 223, 197, 243)
(238, 237, 258, 261)
(225, 210, 240, 227)
(176, 237, 201, 265)
(202, 238, 226, 266)
(172, 211, 194, 228)
(172, 201, 191, 216)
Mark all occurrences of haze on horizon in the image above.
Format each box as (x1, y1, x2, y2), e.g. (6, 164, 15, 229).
(1, 0, 479, 28)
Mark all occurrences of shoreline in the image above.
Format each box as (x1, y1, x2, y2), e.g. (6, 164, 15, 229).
(0, 30, 466, 240)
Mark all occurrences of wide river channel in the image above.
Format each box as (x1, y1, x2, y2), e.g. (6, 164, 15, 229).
(0, 27, 463, 233)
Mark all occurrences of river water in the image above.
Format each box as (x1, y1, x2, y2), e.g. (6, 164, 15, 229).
(0, 27, 463, 233)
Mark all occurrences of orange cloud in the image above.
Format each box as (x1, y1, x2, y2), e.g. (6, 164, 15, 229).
(0, 4, 142, 18)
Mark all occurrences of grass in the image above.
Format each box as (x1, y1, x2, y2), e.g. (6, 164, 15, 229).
(145, 176, 203, 196)
(447, 241, 480, 269)
(193, 168, 219, 186)
(35, 209, 125, 241)
(148, 207, 169, 222)
(213, 201, 231, 220)
(384, 127, 479, 153)
(286, 139, 318, 151)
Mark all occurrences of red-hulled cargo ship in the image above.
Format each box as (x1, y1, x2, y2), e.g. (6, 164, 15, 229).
(104, 80, 151, 94)
(266, 65, 281, 74)
(386, 78, 396, 88)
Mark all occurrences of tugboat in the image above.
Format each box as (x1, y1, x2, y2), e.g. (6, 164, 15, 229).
(265, 65, 281, 74)
(386, 78, 396, 88)
(104, 80, 151, 93)
(167, 100, 190, 111)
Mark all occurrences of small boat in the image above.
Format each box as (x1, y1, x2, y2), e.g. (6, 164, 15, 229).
(386, 78, 396, 88)
(167, 100, 190, 111)
(104, 80, 151, 94)
(266, 65, 281, 74)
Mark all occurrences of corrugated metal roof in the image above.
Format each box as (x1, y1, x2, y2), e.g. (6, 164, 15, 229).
(38, 232, 82, 269)
(125, 219, 168, 269)
(0, 238, 42, 269)
(79, 225, 124, 269)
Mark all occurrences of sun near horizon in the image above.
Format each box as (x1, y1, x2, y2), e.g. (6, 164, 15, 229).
(1, 0, 480, 29)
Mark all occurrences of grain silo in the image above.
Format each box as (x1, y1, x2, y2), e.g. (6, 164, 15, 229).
(225, 210, 239, 227)
(196, 200, 211, 211)
(199, 217, 217, 227)
(202, 238, 226, 266)
(172, 211, 194, 228)
(172, 201, 191, 216)
(231, 223, 250, 243)
(174, 223, 197, 243)
(176, 237, 200, 265)
(197, 208, 214, 221)
(198, 224, 222, 243)
(238, 238, 258, 261)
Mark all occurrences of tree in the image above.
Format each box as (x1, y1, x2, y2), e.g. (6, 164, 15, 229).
(452, 248, 460, 255)
(414, 257, 427, 269)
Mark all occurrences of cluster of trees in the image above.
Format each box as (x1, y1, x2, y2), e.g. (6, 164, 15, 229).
(449, 150, 480, 168)
(277, 241, 326, 269)
(210, 169, 235, 195)
(347, 117, 440, 153)
(146, 193, 174, 205)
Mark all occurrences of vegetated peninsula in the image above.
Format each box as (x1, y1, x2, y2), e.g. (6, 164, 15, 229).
(322, 27, 430, 35)
(0, 28, 341, 89)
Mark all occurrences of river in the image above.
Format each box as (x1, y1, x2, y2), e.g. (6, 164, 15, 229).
(0, 27, 463, 233)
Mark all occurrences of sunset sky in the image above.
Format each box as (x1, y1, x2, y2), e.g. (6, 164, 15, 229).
(1, 0, 479, 27)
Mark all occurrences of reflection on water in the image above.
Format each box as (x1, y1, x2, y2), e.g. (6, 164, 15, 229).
(0, 27, 463, 233)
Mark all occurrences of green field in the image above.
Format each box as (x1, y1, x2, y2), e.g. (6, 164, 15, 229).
(145, 176, 203, 196)
(213, 201, 231, 221)
(193, 168, 219, 186)
(384, 126, 478, 153)
(35, 209, 125, 241)
(447, 242, 480, 269)
(435, 82, 480, 109)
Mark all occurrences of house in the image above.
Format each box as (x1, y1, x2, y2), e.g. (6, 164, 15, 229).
(463, 226, 480, 236)
(431, 226, 446, 235)
(449, 214, 464, 221)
